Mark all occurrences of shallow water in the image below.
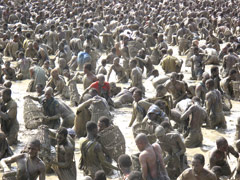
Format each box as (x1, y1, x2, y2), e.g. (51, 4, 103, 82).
(0, 44, 240, 180)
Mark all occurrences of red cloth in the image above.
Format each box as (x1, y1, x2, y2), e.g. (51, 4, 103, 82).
(90, 81, 110, 95)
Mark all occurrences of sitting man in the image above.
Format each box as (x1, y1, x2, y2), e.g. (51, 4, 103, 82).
(209, 137, 239, 177)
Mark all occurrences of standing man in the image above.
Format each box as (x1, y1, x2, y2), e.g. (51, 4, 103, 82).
(135, 133, 169, 180)
(180, 97, 208, 148)
(190, 47, 205, 80)
(79, 121, 118, 178)
(205, 79, 226, 129)
(0, 88, 19, 145)
(1, 139, 46, 180)
(177, 154, 216, 180)
(52, 127, 76, 180)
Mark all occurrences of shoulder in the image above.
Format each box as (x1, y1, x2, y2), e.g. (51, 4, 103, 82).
(180, 168, 193, 177)
(8, 99, 17, 108)
(204, 168, 217, 179)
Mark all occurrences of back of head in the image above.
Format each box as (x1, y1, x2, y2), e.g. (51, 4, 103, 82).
(29, 139, 41, 150)
(86, 121, 97, 133)
(128, 171, 143, 180)
(94, 170, 106, 180)
(135, 133, 149, 145)
(216, 137, 227, 147)
(57, 127, 68, 137)
(98, 116, 111, 128)
(118, 154, 132, 168)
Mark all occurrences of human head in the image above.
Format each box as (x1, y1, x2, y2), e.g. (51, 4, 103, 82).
(229, 69, 237, 80)
(211, 166, 222, 179)
(170, 72, 177, 82)
(167, 48, 173, 56)
(4, 61, 10, 68)
(202, 72, 210, 83)
(192, 154, 205, 175)
(94, 170, 106, 180)
(216, 137, 228, 152)
(44, 87, 53, 99)
(36, 84, 44, 94)
(192, 96, 201, 104)
(3, 81, 12, 88)
(128, 171, 143, 180)
(101, 59, 107, 67)
(193, 47, 199, 55)
(97, 74, 105, 86)
(129, 59, 137, 69)
(160, 121, 172, 133)
(205, 79, 214, 91)
(98, 116, 111, 132)
(57, 127, 68, 145)
(156, 84, 167, 97)
(86, 121, 98, 137)
(28, 139, 41, 158)
(83, 176, 92, 180)
(211, 66, 219, 77)
(89, 88, 98, 97)
(51, 68, 59, 79)
(133, 89, 142, 102)
(135, 133, 149, 151)
(113, 57, 120, 65)
(155, 126, 166, 139)
(118, 154, 132, 170)
(84, 63, 92, 74)
(151, 69, 159, 77)
(2, 88, 11, 103)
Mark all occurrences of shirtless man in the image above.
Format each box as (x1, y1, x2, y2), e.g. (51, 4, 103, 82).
(16, 52, 31, 80)
(222, 48, 239, 77)
(2, 61, 16, 81)
(135, 133, 169, 180)
(130, 58, 145, 95)
(51, 127, 76, 180)
(107, 57, 128, 83)
(220, 69, 237, 99)
(177, 154, 216, 180)
(209, 137, 239, 177)
(46, 68, 69, 99)
(82, 63, 97, 90)
(190, 47, 205, 80)
(0, 88, 19, 145)
(210, 66, 223, 94)
(165, 72, 187, 107)
(129, 89, 152, 127)
(195, 72, 210, 106)
(4, 33, 22, 61)
(1, 139, 45, 180)
(180, 97, 208, 148)
(0, 131, 13, 160)
(113, 87, 137, 108)
(205, 79, 226, 129)
(155, 126, 188, 179)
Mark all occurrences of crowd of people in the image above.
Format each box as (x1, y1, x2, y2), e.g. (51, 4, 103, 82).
(0, 0, 240, 180)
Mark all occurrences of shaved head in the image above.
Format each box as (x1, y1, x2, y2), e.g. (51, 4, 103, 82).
(135, 133, 149, 145)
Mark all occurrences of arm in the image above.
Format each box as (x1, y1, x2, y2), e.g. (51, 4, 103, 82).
(1, 154, 25, 172)
(228, 145, 239, 159)
(195, 85, 202, 99)
(0, 103, 17, 121)
(180, 105, 193, 121)
(128, 103, 137, 127)
(175, 135, 186, 156)
(209, 151, 217, 169)
(155, 143, 168, 176)
(79, 87, 91, 103)
(95, 143, 119, 170)
(107, 66, 113, 82)
(53, 146, 74, 168)
(205, 93, 212, 116)
(174, 84, 186, 105)
(24, 95, 40, 102)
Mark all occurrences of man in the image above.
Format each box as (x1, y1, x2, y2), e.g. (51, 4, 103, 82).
(0, 131, 13, 160)
(195, 72, 210, 105)
(4, 33, 22, 61)
(209, 137, 239, 177)
(80, 74, 112, 106)
(2, 61, 16, 81)
(107, 57, 128, 83)
(0, 88, 19, 145)
(180, 97, 208, 148)
(16, 52, 31, 80)
(129, 58, 145, 95)
(46, 68, 69, 99)
(220, 69, 238, 99)
(210, 66, 223, 94)
(129, 89, 152, 127)
(205, 79, 226, 129)
(0, 139, 45, 180)
(41, 87, 61, 129)
(155, 126, 188, 179)
(51, 127, 76, 180)
(160, 49, 182, 74)
(79, 121, 118, 178)
(135, 133, 169, 180)
(165, 72, 187, 107)
(82, 63, 97, 90)
(118, 154, 132, 180)
(177, 154, 216, 180)
(222, 48, 239, 77)
(190, 47, 205, 80)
